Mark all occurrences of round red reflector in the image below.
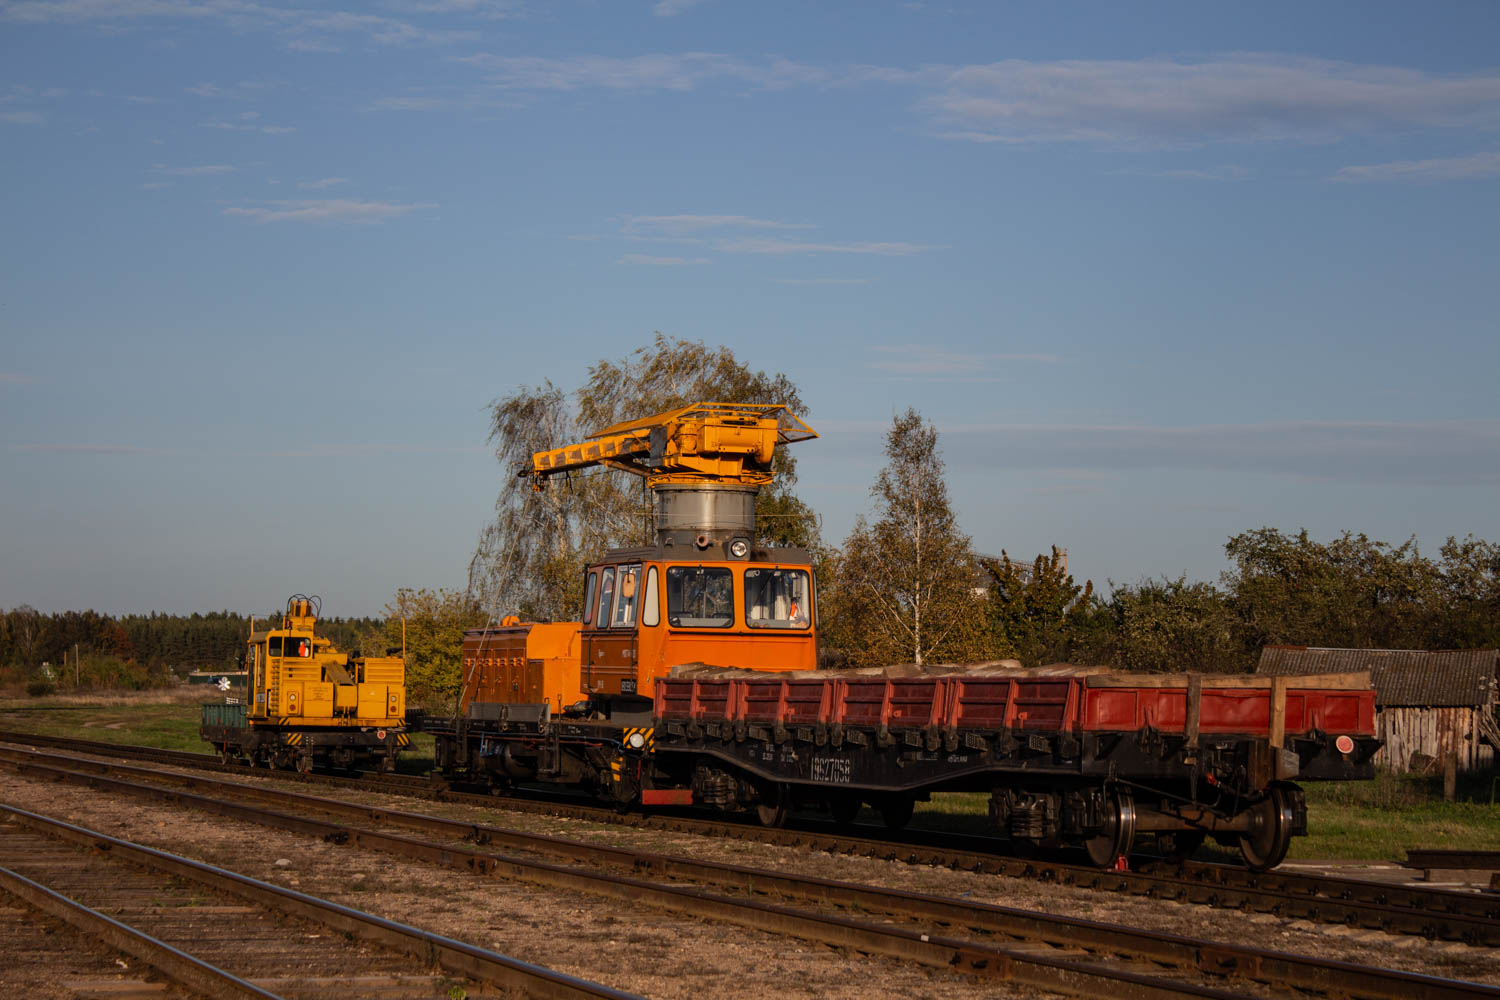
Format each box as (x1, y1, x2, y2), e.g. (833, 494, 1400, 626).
(1335, 735, 1355, 754)
(377, 729, 387, 740)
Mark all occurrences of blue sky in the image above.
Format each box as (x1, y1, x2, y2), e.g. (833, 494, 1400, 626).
(3, 0, 1498, 617)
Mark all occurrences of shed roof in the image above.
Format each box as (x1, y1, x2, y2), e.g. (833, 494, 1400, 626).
(1256, 647, 1499, 708)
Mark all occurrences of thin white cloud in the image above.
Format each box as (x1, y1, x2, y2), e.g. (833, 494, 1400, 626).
(459, 52, 829, 92)
(623, 214, 816, 236)
(17, 443, 164, 455)
(286, 10, 478, 46)
(297, 176, 349, 190)
(0, 373, 40, 385)
(285, 37, 344, 53)
(716, 237, 938, 256)
(1332, 151, 1500, 182)
(188, 80, 286, 99)
(373, 96, 450, 111)
(3, 0, 481, 49)
(156, 163, 237, 176)
(928, 56, 1500, 147)
(653, 0, 707, 16)
(772, 277, 872, 285)
(376, 0, 521, 15)
(202, 120, 296, 134)
(223, 199, 434, 224)
(868, 344, 1062, 376)
(1, 110, 43, 124)
(1126, 165, 1250, 181)
(617, 253, 709, 265)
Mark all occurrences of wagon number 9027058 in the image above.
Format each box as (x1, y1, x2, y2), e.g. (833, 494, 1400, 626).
(809, 755, 852, 784)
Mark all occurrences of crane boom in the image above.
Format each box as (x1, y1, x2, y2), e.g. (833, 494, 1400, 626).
(524, 401, 816, 488)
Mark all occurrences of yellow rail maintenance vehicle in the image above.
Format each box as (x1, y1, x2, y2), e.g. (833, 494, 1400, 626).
(201, 594, 409, 772)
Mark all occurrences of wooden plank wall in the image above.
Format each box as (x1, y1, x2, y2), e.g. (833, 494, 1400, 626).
(1375, 706, 1495, 773)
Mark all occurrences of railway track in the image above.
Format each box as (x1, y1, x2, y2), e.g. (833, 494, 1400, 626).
(0, 801, 638, 1000)
(4, 744, 1498, 1000)
(4, 729, 1498, 944)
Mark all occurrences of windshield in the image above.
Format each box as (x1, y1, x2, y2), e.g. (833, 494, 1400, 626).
(745, 568, 811, 629)
(667, 566, 733, 628)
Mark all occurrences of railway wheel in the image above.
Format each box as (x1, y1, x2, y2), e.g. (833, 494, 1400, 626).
(755, 785, 788, 828)
(878, 795, 914, 831)
(1082, 787, 1136, 868)
(1238, 786, 1294, 872)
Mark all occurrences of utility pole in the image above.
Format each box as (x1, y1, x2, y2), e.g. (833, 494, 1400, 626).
(74, 643, 79, 687)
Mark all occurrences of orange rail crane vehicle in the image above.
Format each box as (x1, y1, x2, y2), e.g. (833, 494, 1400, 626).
(425, 402, 821, 805)
(202, 594, 409, 772)
(424, 401, 1381, 868)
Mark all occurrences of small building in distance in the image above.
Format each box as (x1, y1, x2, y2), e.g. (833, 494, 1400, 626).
(1256, 646, 1500, 773)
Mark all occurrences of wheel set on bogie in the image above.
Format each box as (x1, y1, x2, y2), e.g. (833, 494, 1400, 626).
(681, 770, 1298, 871)
(1074, 780, 1299, 871)
(741, 777, 1301, 870)
(207, 740, 398, 776)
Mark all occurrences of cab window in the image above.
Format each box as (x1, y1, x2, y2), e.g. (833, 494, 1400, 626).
(612, 564, 641, 627)
(642, 567, 660, 627)
(582, 569, 598, 626)
(745, 568, 811, 629)
(595, 567, 616, 629)
(268, 636, 311, 657)
(667, 566, 733, 628)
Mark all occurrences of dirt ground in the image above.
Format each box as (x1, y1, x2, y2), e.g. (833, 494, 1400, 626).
(3, 769, 1498, 998)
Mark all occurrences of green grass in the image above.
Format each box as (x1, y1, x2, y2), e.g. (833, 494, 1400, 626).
(1298, 773, 1500, 860)
(0, 689, 441, 771)
(0, 692, 210, 753)
(396, 732, 435, 775)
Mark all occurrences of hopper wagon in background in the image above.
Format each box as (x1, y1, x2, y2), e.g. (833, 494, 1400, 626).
(202, 594, 409, 772)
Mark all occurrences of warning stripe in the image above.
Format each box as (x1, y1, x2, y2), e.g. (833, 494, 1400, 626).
(623, 726, 655, 751)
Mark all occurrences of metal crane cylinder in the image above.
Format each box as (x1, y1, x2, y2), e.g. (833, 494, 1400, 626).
(654, 482, 757, 550)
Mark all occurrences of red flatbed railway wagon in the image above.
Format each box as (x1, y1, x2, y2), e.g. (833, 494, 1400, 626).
(650, 668, 1380, 870)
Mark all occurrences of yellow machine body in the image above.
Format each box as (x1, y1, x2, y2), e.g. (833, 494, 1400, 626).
(246, 597, 405, 728)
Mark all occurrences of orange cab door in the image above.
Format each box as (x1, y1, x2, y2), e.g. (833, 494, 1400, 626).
(586, 629, 636, 695)
(584, 563, 644, 696)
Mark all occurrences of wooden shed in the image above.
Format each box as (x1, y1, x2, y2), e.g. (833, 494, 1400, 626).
(1256, 647, 1500, 773)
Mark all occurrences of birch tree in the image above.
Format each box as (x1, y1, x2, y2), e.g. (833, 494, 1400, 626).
(824, 409, 991, 666)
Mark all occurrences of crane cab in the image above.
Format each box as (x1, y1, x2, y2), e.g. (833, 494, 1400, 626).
(580, 545, 817, 709)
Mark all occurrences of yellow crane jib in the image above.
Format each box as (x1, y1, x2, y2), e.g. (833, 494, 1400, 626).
(523, 402, 817, 488)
